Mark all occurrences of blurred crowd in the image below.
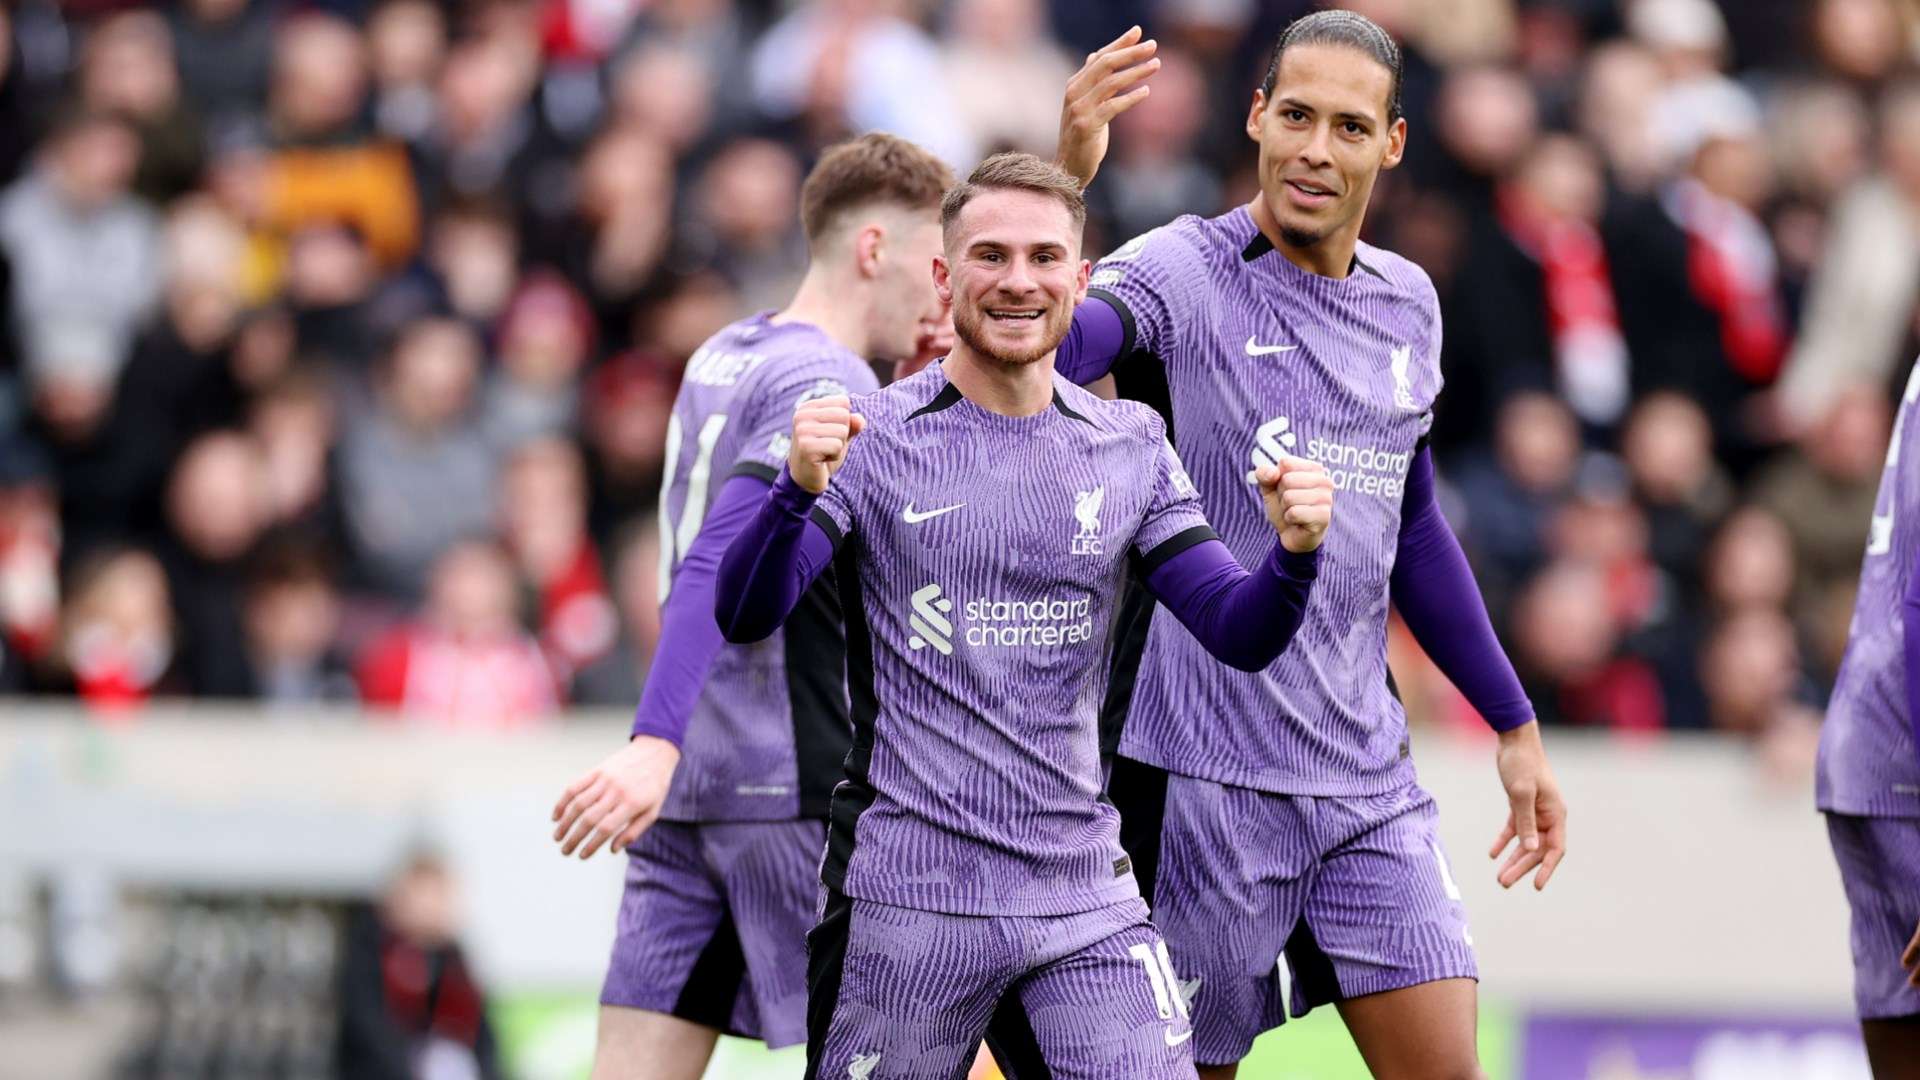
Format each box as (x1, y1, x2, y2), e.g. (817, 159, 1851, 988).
(0, 0, 1915, 748)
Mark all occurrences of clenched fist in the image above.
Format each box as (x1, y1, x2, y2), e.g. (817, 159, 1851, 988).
(790, 395, 865, 495)
(1254, 456, 1334, 554)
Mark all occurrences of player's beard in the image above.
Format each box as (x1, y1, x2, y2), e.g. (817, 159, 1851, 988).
(951, 295, 1072, 367)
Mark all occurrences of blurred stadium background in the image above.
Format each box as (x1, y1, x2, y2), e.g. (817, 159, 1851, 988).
(0, 0, 1914, 1076)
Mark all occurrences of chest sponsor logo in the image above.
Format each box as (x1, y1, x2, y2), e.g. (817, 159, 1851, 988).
(1072, 487, 1105, 555)
(1248, 414, 1408, 499)
(905, 582, 1094, 652)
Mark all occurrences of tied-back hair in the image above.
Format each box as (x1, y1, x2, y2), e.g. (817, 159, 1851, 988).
(1263, 9, 1405, 123)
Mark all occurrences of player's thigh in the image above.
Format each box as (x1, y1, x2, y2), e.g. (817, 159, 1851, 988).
(704, 819, 828, 1050)
(1113, 760, 1313, 1068)
(804, 889, 1009, 1080)
(600, 823, 746, 1033)
(1299, 784, 1478, 1011)
(1334, 977, 1480, 1080)
(592, 1004, 720, 1080)
(1826, 814, 1920, 1026)
(1862, 1015, 1920, 1080)
(994, 911, 1198, 1080)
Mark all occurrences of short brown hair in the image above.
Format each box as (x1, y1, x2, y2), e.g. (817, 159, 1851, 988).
(939, 152, 1087, 245)
(799, 133, 954, 248)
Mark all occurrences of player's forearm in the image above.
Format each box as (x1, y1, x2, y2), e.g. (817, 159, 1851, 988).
(633, 474, 771, 743)
(1056, 296, 1129, 385)
(714, 469, 835, 644)
(1391, 448, 1535, 731)
(1145, 538, 1319, 672)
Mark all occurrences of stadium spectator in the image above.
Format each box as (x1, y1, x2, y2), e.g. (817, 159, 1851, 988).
(246, 368, 338, 539)
(1752, 384, 1889, 606)
(497, 437, 615, 687)
(0, 442, 60, 680)
(53, 546, 183, 713)
(336, 852, 504, 1080)
(1451, 391, 1582, 604)
(337, 317, 498, 600)
(77, 10, 204, 205)
(569, 519, 660, 706)
(581, 349, 677, 550)
(1511, 558, 1667, 731)
(366, 0, 447, 144)
(941, 0, 1076, 157)
(1096, 46, 1221, 246)
(168, 0, 277, 142)
(1703, 506, 1800, 618)
(356, 538, 557, 726)
(423, 198, 521, 328)
(1775, 82, 1920, 431)
(1621, 392, 1732, 597)
(160, 431, 271, 697)
(484, 270, 594, 447)
(0, 107, 161, 412)
(242, 535, 354, 706)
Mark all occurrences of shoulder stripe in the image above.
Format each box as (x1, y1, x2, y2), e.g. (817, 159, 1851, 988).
(809, 507, 845, 551)
(1052, 390, 1093, 425)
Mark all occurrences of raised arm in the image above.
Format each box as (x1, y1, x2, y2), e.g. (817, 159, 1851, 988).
(1139, 452, 1333, 670)
(716, 393, 863, 643)
(714, 471, 839, 643)
(1144, 539, 1320, 671)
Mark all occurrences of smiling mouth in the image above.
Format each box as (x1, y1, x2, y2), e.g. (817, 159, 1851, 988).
(1287, 179, 1336, 197)
(986, 309, 1045, 322)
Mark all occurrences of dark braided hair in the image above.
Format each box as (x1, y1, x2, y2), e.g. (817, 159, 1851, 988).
(1261, 10, 1404, 123)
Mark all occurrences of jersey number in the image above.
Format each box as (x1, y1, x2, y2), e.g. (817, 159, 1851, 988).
(1128, 940, 1191, 1021)
(655, 412, 730, 598)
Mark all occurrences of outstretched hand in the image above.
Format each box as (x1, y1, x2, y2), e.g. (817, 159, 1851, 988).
(1055, 26, 1160, 188)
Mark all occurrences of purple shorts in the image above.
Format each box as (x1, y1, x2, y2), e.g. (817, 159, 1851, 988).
(1110, 758, 1478, 1066)
(806, 891, 1198, 1079)
(1825, 812, 1920, 1020)
(599, 819, 825, 1048)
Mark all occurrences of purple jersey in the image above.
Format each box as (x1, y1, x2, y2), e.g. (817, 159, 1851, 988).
(809, 363, 1215, 916)
(1091, 207, 1443, 797)
(1820, 358, 1920, 818)
(655, 312, 876, 822)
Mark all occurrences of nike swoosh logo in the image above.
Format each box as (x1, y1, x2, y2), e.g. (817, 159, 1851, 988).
(1164, 1028, 1193, 1047)
(902, 503, 965, 523)
(1245, 336, 1298, 356)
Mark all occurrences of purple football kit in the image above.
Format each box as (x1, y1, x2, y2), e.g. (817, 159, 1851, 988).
(714, 361, 1324, 1078)
(598, 312, 874, 1046)
(1820, 354, 1920, 1021)
(1047, 206, 1536, 1064)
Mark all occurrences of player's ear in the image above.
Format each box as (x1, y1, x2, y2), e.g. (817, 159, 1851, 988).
(932, 254, 953, 305)
(1073, 258, 1090, 305)
(1246, 89, 1268, 143)
(855, 224, 885, 279)
(1381, 116, 1408, 171)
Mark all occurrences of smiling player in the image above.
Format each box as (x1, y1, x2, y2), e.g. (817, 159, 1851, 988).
(1035, 15, 1570, 1079)
(715, 152, 1334, 1079)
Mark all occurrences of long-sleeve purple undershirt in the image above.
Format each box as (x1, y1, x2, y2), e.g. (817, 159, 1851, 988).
(630, 472, 774, 744)
(716, 470, 1320, 673)
(1905, 549, 1920, 774)
(1054, 295, 1536, 732)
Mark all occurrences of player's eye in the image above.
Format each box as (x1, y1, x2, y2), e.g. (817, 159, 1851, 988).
(1343, 121, 1366, 136)
(1285, 109, 1308, 123)
(981, 251, 1003, 264)
(1034, 253, 1054, 264)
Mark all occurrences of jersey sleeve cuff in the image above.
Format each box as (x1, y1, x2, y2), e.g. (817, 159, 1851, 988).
(731, 460, 779, 482)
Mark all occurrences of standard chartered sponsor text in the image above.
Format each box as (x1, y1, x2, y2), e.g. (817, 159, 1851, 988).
(962, 594, 1095, 648)
(1302, 435, 1409, 498)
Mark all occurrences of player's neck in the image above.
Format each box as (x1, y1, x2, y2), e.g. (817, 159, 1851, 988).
(1249, 194, 1358, 280)
(944, 342, 1055, 417)
(776, 268, 872, 357)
